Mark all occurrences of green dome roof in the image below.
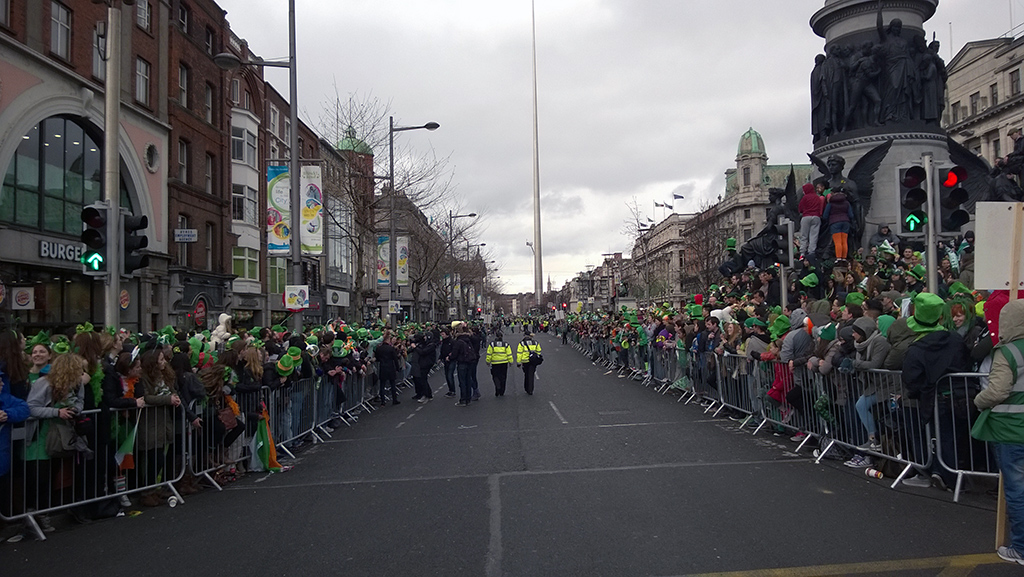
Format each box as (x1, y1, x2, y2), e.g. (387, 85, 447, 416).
(737, 127, 766, 157)
(337, 127, 373, 155)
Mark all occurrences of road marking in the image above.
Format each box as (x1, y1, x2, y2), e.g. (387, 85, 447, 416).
(670, 553, 1000, 577)
(406, 413, 416, 420)
(396, 422, 405, 429)
(229, 458, 805, 492)
(458, 425, 478, 429)
(598, 410, 631, 416)
(598, 422, 670, 428)
(416, 406, 424, 412)
(485, 475, 503, 577)
(548, 401, 568, 424)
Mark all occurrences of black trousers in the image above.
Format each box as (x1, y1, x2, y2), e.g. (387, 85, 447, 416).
(491, 364, 509, 396)
(522, 365, 537, 395)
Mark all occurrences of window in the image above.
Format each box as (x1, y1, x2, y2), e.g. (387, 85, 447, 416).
(992, 83, 999, 107)
(205, 223, 214, 271)
(742, 166, 751, 187)
(233, 247, 259, 280)
(268, 257, 287, 294)
(270, 105, 279, 136)
(0, 118, 107, 234)
(230, 78, 239, 104)
(205, 27, 215, 55)
(0, 0, 9, 26)
(743, 208, 751, 220)
(205, 153, 214, 194)
(50, 2, 71, 60)
(951, 101, 960, 124)
(284, 119, 291, 141)
(969, 92, 981, 117)
(231, 127, 244, 161)
(994, 137, 1002, 160)
(178, 3, 190, 34)
(246, 131, 257, 168)
(232, 184, 258, 224)
(178, 140, 189, 183)
(270, 141, 279, 162)
(178, 215, 190, 267)
(92, 26, 106, 80)
(135, 57, 151, 105)
(204, 84, 214, 123)
(136, 1, 151, 31)
(1012, 70, 1021, 97)
(743, 229, 752, 242)
(243, 90, 251, 111)
(178, 64, 189, 107)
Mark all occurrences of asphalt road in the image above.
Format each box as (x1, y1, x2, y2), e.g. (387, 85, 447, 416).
(2, 332, 1016, 576)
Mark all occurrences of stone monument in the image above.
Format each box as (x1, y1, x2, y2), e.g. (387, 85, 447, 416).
(809, 0, 949, 244)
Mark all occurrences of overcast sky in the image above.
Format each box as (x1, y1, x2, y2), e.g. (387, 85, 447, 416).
(219, 0, 1014, 294)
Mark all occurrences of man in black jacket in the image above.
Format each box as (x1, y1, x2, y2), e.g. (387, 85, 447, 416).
(374, 335, 401, 405)
(410, 333, 437, 403)
(438, 329, 456, 397)
(450, 326, 478, 407)
(469, 327, 484, 400)
(901, 293, 970, 490)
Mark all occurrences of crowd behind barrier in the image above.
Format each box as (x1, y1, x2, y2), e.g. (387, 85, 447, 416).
(568, 328, 996, 503)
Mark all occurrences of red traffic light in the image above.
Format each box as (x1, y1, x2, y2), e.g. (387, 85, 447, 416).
(943, 166, 967, 188)
(81, 206, 107, 229)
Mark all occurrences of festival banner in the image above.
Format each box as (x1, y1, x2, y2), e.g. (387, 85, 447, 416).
(299, 166, 323, 255)
(396, 236, 409, 287)
(267, 165, 291, 255)
(453, 274, 461, 301)
(377, 236, 390, 286)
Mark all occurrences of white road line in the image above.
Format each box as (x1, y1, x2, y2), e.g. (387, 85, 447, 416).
(485, 475, 503, 577)
(416, 406, 424, 412)
(599, 422, 667, 428)
(548, 401, 568, 425)
(406, 413, 416, 420)
(396, 421, 406, 428)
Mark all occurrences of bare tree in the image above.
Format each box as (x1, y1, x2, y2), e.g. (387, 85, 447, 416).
(679, 198, 729, 294)
(622, 198, 663, 306)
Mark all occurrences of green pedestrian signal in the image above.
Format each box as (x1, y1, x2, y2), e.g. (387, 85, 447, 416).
(82, 251, 105, 271)
(904, 211, 926, 232)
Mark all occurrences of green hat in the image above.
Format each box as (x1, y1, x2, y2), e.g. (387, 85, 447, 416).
(845, 292, 866, 307)
(799, 273, 819, 288)
(878, 239, 898, 256)
(908, 264, 926, 282)
(332, 341, 349, 358)
(948, 281, 971, 296)
(25, 331, 51, 353)
(251, 339, 265, 349)
(907, 293, 946, 334)
(725, 238, 737, 251)
(371, 330, 382, 339)
(743, 317, 767, 328)
(819, 323, 837, 341)
(710, 284, 720, 292)
(877, 315, 896, 338)
(250, 326, 263, 336)
(769, 315, 790, 341)
(271, 325, 286, 333)
(307, 335, 319, 346)
(226, 334, 241, 348)
(287, 346, 302, 362)
(686, 304, 703, 319)
(357, 328, 370, 340)
(276, 355, 296, 376)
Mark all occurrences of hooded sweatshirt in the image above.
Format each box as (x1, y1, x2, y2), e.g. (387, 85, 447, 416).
(902, 328, 970, 422)
(780, 309, 813, 363)
(975, 300, 1024, 410)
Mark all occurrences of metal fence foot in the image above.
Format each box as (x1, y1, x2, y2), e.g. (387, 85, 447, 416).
(890, 463, 913, 489)
(795, 434, 813, 453)
(25, 513, 46, 542)
(753, 418, 768, 436)
(278, 444, 297, 460)
(953, 472, 964, 503)
(202, 471, 224, 491)
(814, 439, 836, 464)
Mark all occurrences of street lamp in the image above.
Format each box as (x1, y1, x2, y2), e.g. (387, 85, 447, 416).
(214, 0, 302, 332)
(388, 116, 439, 328)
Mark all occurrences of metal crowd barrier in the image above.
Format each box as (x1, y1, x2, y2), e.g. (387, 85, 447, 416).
(2, 404, 187, 541)
(185, 389, 264, 491)
(566, 334, 995, 502)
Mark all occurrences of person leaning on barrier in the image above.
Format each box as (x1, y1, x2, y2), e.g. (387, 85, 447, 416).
(0, 362, 30, 513)
(900, 292, 970, 491)
(971, 299, 1024, 565)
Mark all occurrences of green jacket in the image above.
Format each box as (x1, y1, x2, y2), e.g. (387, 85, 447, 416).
(972, 300, 1024, 443)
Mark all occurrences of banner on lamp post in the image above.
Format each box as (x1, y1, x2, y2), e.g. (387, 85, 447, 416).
(396, 236, 409, 287)
(267, 165, 291, 255)
(377, 235, 390, 286)
(299, 166, 323, 255)
(284, 285, 309, 311)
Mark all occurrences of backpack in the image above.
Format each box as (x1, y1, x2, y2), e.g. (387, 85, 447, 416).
(524, 341, 543, 366)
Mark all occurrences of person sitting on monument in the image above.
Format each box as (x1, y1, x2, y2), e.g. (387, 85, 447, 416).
(869, 224, 900, 251)
(822, 189, 854, 262)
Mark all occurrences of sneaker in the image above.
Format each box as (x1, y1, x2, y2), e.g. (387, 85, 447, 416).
(119, 495, 132, 507)
(455, 401, 469, 407)
(417, 397, 429, 404)
(444, 392, 456, 397)
(998, 546, 1024, 565)
(843, 455, 870, 468)
(790, 432, 807, 442)
(857, 438, 881, 451)
(902, 475, 932, 488)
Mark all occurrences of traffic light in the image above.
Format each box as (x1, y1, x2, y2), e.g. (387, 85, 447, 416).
(937, 165, 970, 233)
(80, 202, 108, 276)
(899, 165, 928, 234)
(772, 220, 794, 267)
(122, 211, 150, 275)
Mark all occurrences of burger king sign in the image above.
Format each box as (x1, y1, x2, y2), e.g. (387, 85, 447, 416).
(11, 287, 34, 310)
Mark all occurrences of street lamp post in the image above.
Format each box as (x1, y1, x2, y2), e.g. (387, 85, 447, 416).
(214, 0, 301, 332)
(388, 116, 439, 328)
(448, 210, 476, 319)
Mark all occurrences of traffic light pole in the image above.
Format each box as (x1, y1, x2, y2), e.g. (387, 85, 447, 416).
(923, 153, 938, 294)
(102, 2, 122, 330)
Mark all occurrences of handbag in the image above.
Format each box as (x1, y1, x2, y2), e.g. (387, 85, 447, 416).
(46, 419, 78, 458)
